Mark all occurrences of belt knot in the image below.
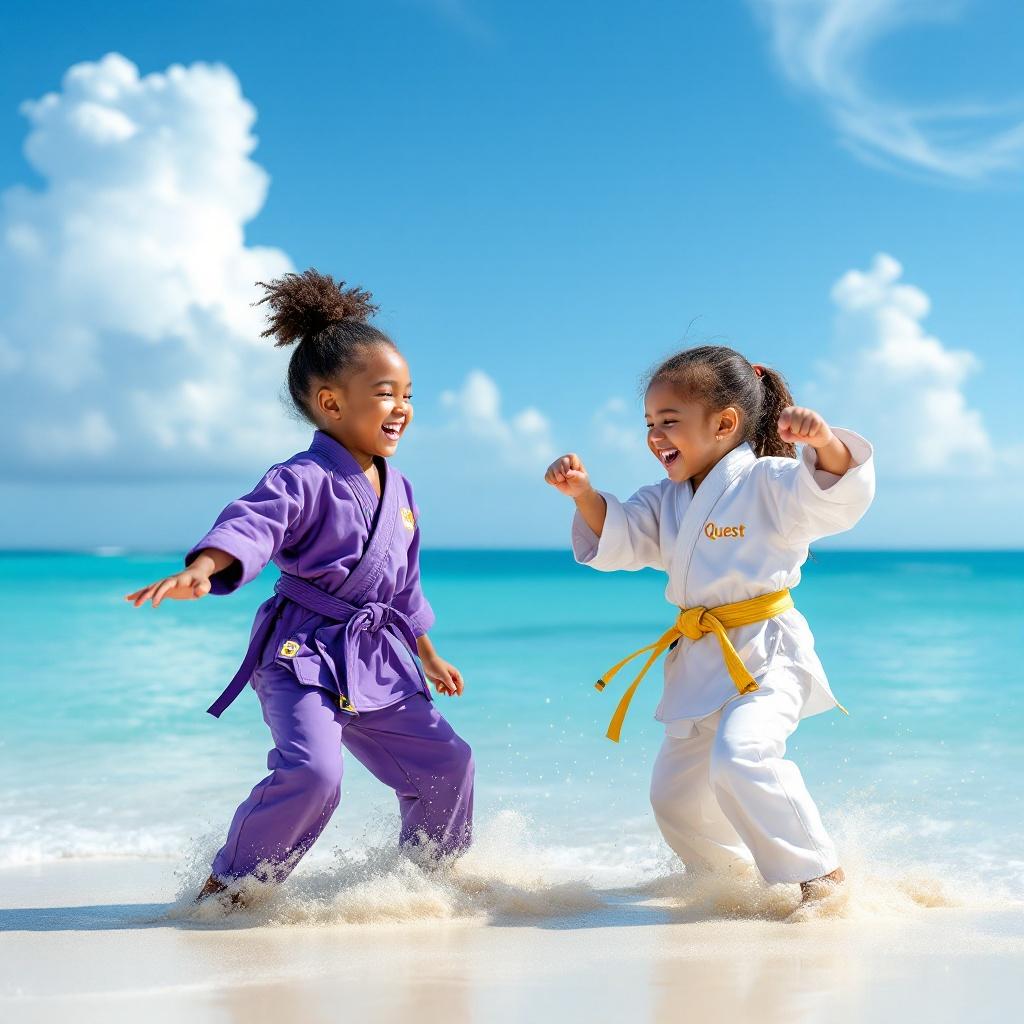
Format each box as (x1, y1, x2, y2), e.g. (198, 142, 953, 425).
(355, 601, 390, 632)
(676, 606, 712, 641)
(593, 588, 798, 743)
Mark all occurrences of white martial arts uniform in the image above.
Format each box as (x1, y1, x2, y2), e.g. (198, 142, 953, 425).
(572, 430, 875, 884)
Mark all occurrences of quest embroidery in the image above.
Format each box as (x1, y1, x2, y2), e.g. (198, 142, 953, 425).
(704, 522, 747, 541)
(400, 507, 416, 531)
(279, 640, 300, 658)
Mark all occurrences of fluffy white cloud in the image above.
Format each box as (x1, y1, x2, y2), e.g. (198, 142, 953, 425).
(390, 369, 560, 545)
(810, 253, 996, 475)
(748, 0, 1024, 182)
(437, 369, 555, 470)
(0, 54, 554, 503)
(0, 53, 305, 480)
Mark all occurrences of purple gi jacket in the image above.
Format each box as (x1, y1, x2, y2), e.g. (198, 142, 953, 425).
(187, 431, 435, 717)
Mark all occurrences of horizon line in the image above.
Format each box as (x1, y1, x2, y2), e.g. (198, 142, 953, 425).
(2, 547, 1023, 557)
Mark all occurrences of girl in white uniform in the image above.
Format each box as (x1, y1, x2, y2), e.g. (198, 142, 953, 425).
(544, 345, 874, 900)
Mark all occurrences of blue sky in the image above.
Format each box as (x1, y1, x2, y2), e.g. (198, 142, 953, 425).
(1, 0, 1022, 548)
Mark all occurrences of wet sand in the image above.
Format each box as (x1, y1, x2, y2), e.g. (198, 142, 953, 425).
(2, 859, 1023, 1024)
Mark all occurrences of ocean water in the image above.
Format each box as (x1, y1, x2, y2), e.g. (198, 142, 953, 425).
(3, 549, 1023, 914)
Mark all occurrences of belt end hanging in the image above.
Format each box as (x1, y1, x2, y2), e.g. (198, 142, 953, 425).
(595, 678, 607, 692)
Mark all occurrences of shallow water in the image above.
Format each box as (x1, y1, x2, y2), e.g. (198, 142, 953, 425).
(3, 549, 1023, 910)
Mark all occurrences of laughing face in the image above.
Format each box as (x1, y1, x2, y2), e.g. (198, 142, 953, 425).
(315, 345, 413, 468)
(644, 379, 740, 491)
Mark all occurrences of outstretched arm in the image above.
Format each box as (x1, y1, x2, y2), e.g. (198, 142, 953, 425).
(125, 547, 235, 608)
(126, 465, 305, 608)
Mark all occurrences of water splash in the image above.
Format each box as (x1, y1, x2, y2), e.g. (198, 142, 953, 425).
(169, 810, 604, 927)
(626, 799, 1011, 924)
(164, 799, 1017, 930)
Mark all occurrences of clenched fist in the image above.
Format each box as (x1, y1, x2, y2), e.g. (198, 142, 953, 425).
(778, 406, 835, 449)
(778, 406, 852, 476)
(544, 453, 593, 498)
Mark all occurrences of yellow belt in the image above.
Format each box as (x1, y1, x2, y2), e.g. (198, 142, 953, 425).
(595, 588, 795, 743)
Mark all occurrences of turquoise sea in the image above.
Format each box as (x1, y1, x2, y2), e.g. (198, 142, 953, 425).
(3, 549, 1023, 897)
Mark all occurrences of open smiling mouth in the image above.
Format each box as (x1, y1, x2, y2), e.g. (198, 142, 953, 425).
(381, 423, 403, 441)
(657, 448, 680, 467)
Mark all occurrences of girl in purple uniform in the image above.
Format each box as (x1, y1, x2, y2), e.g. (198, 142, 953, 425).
(127, 270, 474, 901)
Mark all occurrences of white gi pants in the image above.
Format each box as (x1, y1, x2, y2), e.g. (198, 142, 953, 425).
(649, 670, 839, 885)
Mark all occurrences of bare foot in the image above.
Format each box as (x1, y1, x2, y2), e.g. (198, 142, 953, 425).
(799, 866, 845, 903)
(196, 874, 226, 901)
(196, 874, 246, 907)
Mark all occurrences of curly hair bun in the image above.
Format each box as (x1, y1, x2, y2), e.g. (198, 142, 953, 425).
(256, 269, 379, 346)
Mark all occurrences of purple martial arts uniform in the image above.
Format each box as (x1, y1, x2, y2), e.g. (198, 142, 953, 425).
(187, 431, 474, 882)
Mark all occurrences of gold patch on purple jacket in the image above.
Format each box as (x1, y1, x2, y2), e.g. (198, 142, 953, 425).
(400, 507, 416, 531)
(279, 640, 300, 658)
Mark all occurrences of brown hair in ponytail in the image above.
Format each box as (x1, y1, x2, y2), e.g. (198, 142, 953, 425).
(647, 345, 796, 459)
(751, 364, 797, 458)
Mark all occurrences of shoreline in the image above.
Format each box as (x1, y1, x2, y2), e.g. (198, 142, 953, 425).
(3, 859, 1023, 1024)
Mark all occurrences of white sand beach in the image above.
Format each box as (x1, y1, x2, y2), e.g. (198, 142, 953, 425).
(3, 854, 1023, 1024)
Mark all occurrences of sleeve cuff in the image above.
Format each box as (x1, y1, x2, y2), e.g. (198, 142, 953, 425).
(185, 529, 264, 595)
(571, 491, 628, 570)
(406, 604, 436, 638)
(798, 428, 875, 505)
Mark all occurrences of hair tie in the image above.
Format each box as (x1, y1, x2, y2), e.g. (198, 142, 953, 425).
(752, 363, 765, 378)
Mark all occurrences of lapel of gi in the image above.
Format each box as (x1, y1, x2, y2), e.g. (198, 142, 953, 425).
(309, 431, 398, 605)
(671, 442, 756, 606)
(338, 455, 398, 606)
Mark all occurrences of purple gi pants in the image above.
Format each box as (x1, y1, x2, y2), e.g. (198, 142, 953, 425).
(211, 667, 475, 882)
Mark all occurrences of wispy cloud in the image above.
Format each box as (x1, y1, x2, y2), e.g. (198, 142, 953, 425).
(748, 0, 1024, 183)
(407, 0, 493, 41)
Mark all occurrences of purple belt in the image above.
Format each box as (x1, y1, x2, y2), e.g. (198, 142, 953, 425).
(206, 572, 421, 718)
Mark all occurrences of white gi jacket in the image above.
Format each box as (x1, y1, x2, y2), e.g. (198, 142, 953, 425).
(572, 430, 875, 734)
